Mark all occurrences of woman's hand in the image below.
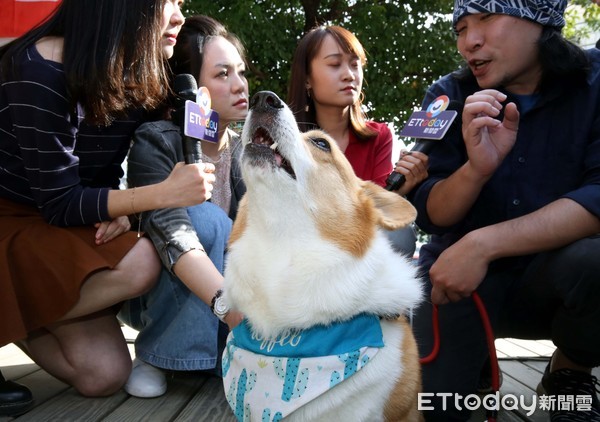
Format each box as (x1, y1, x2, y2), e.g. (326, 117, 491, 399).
(163, 161, 217, 208)
(392, 150, 429, 195)
(94, 216, 131, 244)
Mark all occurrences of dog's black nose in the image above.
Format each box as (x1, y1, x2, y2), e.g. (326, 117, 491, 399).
(249, 91, 284, 111)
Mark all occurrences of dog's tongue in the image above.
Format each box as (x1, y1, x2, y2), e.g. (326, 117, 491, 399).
(274, 152, 283, 166)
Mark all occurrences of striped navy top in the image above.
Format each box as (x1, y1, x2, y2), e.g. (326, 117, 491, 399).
(0, 45, 145, 226)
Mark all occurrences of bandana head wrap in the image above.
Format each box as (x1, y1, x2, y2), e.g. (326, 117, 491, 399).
(453, 0, 567, 29)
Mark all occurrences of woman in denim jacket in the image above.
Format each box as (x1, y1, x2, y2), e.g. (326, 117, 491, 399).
(119, 15, 248, 398)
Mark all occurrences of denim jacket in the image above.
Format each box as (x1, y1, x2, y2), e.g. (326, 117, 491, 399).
(127, 120, 246, 271)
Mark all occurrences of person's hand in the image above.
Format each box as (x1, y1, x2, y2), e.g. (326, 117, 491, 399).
(392, 150, 429, 195)
(94, 216, 131, 244)
(224, 310, 244, 330)
(462, 90, 519, 178)
(429, 231, 490, 305)
(163, 161, 216, 208)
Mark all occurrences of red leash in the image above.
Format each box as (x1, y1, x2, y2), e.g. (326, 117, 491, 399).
(419, 291, 500, 422)
(419, 303, 439, 365)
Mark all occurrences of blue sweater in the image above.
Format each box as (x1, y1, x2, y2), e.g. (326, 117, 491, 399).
(410, 48, 600, 271)
(0, 45, 144, 226)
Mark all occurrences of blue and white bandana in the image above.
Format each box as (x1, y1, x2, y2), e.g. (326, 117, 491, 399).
(222, 314, 384, 421)
(453, 0, 567, 29)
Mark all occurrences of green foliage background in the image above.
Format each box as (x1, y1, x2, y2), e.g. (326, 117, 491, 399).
(182, 0, 599, 127)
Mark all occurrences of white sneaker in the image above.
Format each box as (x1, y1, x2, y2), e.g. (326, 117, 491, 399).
(124, 358, 167, 398)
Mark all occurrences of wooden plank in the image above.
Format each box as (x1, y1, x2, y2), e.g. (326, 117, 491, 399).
(103, 372, 208, 422)
(501, 339, 555, 357)
(1, 339, 596, 422)
(496, 340, 545, 359)
(175, 375, 236, 422)
(0, 345, 37, 382)
(11, 367, 69, 408)
(498, 374, 549, 421)
(468, 405, 525, 421)
(0, 363, 37, 382)
(500, 360, 545, 392)
(13, 388, 128, 422)
(0, 345, 33, 367)
(498, 360, 550, 421)
(466, 359, 550, 421)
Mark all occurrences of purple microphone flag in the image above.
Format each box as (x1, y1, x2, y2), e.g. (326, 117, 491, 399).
(400, 110, 457, 140)
(184, 100, 220, 143)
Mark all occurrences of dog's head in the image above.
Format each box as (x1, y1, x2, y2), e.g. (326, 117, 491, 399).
(225, 91, 421, 335)
(231, 91, 416, 256)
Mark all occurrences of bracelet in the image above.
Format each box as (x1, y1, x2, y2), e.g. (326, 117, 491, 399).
(130, 187, 137, 216)
(130, 187, 142, 238)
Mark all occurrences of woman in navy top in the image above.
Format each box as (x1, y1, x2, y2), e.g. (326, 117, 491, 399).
(0, 0, 216, 411)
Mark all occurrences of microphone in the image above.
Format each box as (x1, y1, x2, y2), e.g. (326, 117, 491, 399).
(385, 100, 462, 191)
(172, 74, 202, 164)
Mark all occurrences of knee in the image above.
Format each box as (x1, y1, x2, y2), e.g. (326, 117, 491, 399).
(123, 238, 161, 298)
(72, 358, 131, 397)
(556, 235, 600, 271)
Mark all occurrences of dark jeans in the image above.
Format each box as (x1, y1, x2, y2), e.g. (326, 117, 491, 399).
(413, 235, 600, 421)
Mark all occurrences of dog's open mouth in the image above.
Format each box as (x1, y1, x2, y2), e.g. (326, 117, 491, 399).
(251, 127, 295, 178)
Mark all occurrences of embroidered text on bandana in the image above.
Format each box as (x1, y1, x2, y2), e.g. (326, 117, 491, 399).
(222, 314, 384, 421)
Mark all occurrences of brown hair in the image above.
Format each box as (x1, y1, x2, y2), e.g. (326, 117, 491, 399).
(0, 0, 173, 126)
(286, 25, 375, 140)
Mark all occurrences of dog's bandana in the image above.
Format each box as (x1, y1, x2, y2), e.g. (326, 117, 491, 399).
(222, 314, 384, 421)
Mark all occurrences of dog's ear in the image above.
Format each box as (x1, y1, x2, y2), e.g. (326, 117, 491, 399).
(361, 181, 417, 230)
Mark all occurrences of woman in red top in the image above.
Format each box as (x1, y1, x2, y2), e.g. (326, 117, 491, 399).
(287, 25, 428, 255)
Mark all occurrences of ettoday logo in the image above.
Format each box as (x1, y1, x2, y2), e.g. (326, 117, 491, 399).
(196, 86, 212, 116)
(425, 95, 450, 118)
(417, 392, 596, 416)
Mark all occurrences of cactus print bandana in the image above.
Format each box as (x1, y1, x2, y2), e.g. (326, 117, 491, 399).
(222, 314, 384, 420)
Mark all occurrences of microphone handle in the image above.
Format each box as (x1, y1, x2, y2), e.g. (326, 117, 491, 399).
(385, 139, 437, 191)
(183, 136, 202, 164)
(171, 102, 202, 164)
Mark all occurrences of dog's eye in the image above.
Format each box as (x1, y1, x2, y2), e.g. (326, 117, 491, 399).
(310, 137, 331, 152)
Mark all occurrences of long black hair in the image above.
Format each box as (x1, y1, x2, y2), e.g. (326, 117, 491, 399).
(0, 0, 172, 125)
(537, 27, 589, 91)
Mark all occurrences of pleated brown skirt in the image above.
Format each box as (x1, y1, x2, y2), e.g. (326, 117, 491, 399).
(0, 198, 138, 347)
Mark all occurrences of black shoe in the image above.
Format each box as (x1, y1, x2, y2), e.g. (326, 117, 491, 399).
(0, 373, 34, 417)
(536, 362, 600, 421)
(476, 357, 503, 394)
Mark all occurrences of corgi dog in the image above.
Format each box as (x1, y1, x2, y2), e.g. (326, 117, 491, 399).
(222, 91, 423, 422)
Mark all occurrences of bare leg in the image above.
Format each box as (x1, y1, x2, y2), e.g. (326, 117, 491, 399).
(20, 310, 131, 396)
(59, 237, 160, 321)
(18, 237, 161, 396)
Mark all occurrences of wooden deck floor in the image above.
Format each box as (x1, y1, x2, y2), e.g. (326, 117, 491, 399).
(1, 330, 598, 421)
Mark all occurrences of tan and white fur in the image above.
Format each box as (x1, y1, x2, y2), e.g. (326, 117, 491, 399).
(223, 91, 423, 421)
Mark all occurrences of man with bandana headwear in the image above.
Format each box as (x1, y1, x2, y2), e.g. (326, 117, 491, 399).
(408, 1, 600, 420)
